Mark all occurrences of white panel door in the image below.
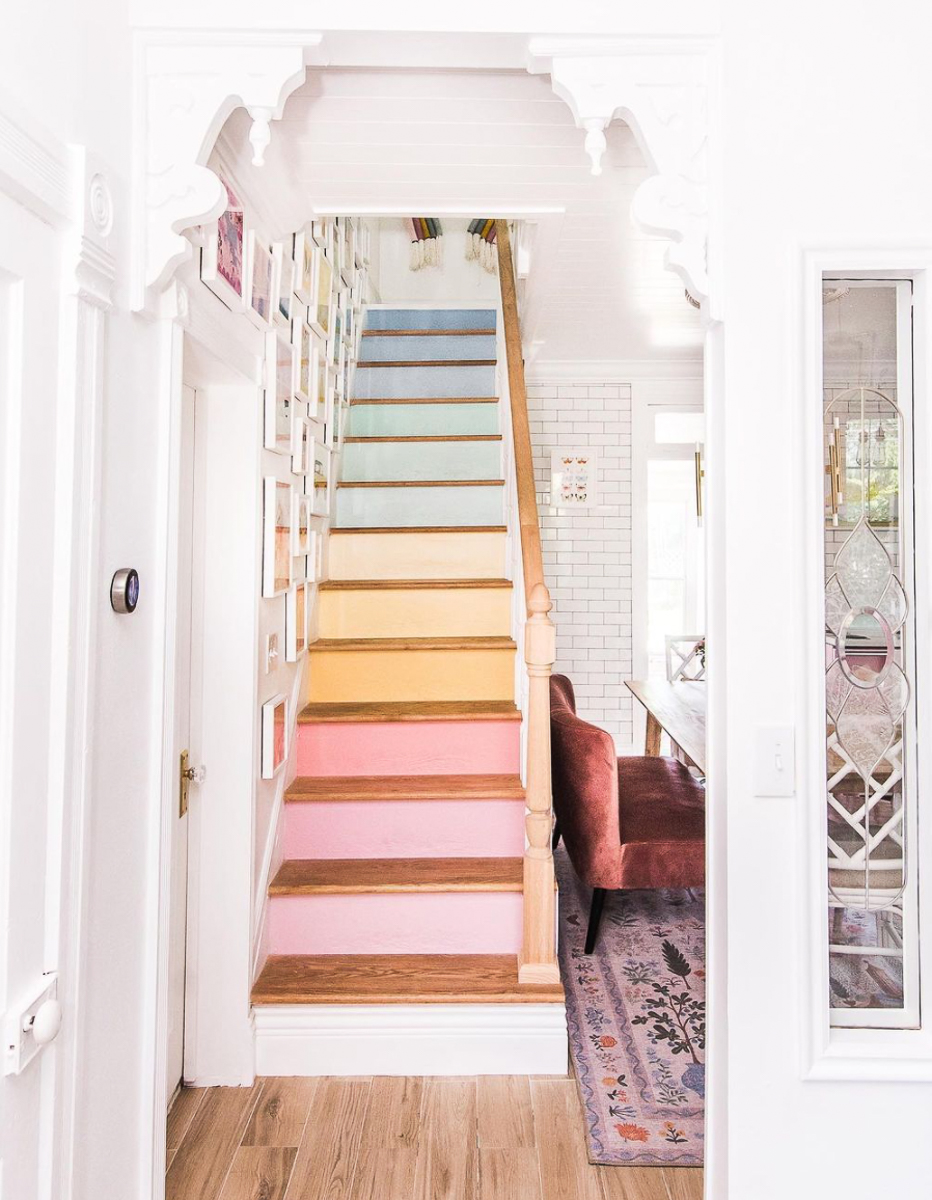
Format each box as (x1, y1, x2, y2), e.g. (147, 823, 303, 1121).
(0, 190, 65, 1199)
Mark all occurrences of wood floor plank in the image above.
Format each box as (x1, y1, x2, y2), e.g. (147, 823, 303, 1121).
(479, 1148, 542, 1200)
(241, 1078, 316, 1148)
(251, 954, 564, 1006)
(285, 773, 524, 803)
(477, 1077, 536, 1149)
(413, 1078, 478, 1200)
(298, 699, 520, 723)
(361, 1077, 424, 1148)
(284, 1078, 371, 1200)
(167, 1149, 177, 1172)
(351, 1147, 419, 1200)
(598, 1165, 673, 1200)
(309, 635, 515, 651)
(167, 1086, 207, 1150)
(166, 1083, 262, 1200)
(217, 1147, 297, 1200)
(531, 1080, 602, 1200)
(662, 1168, 704, 1200)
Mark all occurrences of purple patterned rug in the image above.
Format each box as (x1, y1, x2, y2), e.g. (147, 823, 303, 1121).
(555, 846, 705, 1166)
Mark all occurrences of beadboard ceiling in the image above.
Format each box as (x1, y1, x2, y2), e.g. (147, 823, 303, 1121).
(218, 67, 704, 366)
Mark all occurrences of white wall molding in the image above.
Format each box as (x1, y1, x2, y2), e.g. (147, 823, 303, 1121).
(136, 34, 321, 307)
(254, 1003, 568, 1077)
(0, 88, 71, 225)
(527, 358, 703, 383)
(528, 37, 712, 307)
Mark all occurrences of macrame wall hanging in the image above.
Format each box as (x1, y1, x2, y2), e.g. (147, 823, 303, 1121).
(408, 218, 443, 270)
(465, 219, 498, 273)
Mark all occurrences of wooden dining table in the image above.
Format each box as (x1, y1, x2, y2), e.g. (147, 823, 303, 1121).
(625, 679, 707, 775)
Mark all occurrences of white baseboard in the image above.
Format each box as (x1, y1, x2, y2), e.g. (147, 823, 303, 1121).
(254, 1003, 568, 1077)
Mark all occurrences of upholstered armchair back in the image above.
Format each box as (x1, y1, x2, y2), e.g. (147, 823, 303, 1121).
(549, 674, 621, 888)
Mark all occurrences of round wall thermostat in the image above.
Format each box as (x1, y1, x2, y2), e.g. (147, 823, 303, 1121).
(110, 568, 140, 614)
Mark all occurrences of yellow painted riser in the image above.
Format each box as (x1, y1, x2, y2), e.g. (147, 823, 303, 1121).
(319, 588, 512, 639)
(307, 648, 516, 703)
(328, 531, 506, 581)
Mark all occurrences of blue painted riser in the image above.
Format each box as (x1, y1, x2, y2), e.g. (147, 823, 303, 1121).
(341, 439, 502, 482)
(353, 364, 497, 400)
(359, 334, 497, 363)
(346, 402, 499, 437)
(365, 309, 497, 331)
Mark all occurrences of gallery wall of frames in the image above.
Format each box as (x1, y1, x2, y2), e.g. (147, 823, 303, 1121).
(199, 173, 371, 786)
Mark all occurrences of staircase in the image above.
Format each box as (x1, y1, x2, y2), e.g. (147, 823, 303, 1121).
(252, 295, 565, 1074)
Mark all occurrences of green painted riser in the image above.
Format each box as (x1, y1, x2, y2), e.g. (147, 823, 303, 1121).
(341, 439, 502, 482)
(353, 364, 496, 400)
(334, 484, 504, 528)
(346, 402, 499, 437)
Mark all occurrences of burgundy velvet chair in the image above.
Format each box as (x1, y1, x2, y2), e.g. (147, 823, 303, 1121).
(550, 674, 705, 953)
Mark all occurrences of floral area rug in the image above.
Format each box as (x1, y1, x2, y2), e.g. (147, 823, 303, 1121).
(554, 846, 705, 1166)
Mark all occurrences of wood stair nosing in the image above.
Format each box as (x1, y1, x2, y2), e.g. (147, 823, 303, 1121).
(308, 635, 517, 653)
(350, 397, 499, 406)
(342, 434, 503, 443)
(269, 855, 524, 895)
(318, 578, 513, 591)
(336, 478, 505, 489)
(284, 772, 526, 803)
(362, 328, 497, 338)
(328, 525, 507, 535)
(251, 953, 564, 1006)
(297, 700, 522, 723)
(356, 359, 497, 368)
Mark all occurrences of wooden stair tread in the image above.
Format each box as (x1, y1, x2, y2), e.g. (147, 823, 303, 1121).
(285, 773, 525, 803)
(350, 397, 499, 405)
(298, 700, 522, 723)
(329, 525, 507, 535)
(337, 479, 505, 489)
(270, 856, 523, 894)
(252, 954, 563, 1006)
(362, 328, 497, 337)
(308, 635, 516, 652)
(356, 359, 496, 368)
(343, 434, 502, 443)
(319, 578, 512, 591)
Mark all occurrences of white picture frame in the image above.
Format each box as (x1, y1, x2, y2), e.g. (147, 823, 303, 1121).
(245, 231, 274, 329)
(292, 489, 312, 555)
(312, 248, 334, 341)
(264, 331, 295, 455)
(261, 693, 288, 778)
(291, 316, 315, 404)
(262, 476, 293, 597)
(292, 415, 311, 477)
(293, 228, 317, 305)
(314, 355, 331, 429)
(550, 449, 599, 508)
(285, 582, 309, 662)
(273, 242, 293, 330)
(312, 443, 330, 517)
(200, 176, 246, 311)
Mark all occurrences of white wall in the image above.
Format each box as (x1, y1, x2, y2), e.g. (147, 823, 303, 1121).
(376, 217, 499, 303)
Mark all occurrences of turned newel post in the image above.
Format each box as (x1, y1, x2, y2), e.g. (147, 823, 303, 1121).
(520, 581, 560, 983)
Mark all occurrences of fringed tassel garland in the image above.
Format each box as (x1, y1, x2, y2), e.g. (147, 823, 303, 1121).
(465, 219, 498, 273)
(408, 217, 444, 271)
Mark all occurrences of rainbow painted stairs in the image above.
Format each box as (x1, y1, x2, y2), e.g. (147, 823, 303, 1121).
(251, 306, 567, 1075)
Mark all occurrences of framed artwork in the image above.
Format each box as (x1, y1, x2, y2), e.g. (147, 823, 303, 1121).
(292, 415, 311, 476)
(292, 316, 314, 404)
(285, 582, 309, 662)
(273, 242, 293, 329)
(306, 527, 319, 584)
(330, 304, 342, 366)
(264, 331, 294, 455)
(312, 443, 330, 517)
(245, 231, 274, 328)
(262, 477, 292, 597)
(312, 250, 333, 340)
(292, 490, 312, 555)
(312, 215, 331, 253)
(200, 177, 246, 310)
(314, 356, 331, 428)
(261, 694, 287, 778)
(550, 450, 599, 508)
(293, 229, 316, 304)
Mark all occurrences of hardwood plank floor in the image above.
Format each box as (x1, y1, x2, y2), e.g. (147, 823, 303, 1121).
(167, 1075, 704, 1200)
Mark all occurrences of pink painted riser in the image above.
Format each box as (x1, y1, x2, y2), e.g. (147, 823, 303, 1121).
(297, 719, 520, 776)
(283, 799, 526, 859)
(267, 892, 523, 955)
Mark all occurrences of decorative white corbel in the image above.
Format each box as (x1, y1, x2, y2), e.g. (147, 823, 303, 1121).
(137, 35, 323, 309)
(528, 38, 712, 306)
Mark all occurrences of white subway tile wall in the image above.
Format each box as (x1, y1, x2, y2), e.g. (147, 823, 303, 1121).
(527, 380, 634, 749)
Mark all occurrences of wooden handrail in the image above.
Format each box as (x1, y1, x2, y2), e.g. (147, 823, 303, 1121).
(495, 219, 560, 986)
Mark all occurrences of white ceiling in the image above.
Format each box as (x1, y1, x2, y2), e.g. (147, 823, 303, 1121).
(219, 67, 704, 365)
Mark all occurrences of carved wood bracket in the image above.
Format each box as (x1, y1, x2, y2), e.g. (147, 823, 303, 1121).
(136, 36, 321, 309)
(528, 38, 712, 307)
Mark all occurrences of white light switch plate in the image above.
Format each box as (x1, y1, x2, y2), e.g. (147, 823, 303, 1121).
(754, 726, 795, 796)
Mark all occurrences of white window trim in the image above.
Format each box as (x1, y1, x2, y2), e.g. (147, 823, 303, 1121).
(800, 250, 932, 1081)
